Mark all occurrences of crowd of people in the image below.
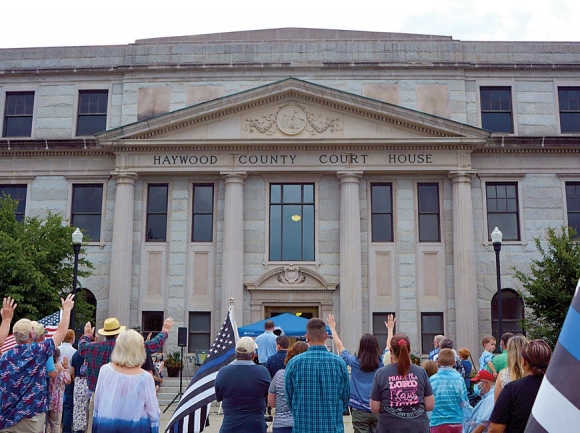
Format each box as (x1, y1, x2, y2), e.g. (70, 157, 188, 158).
(0, 296, 174, 433)
(1, 295, 554, 433)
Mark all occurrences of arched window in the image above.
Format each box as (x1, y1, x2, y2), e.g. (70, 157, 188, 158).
(491, 288, 525, 340)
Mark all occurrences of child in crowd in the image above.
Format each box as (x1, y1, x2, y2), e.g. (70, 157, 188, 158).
(48, 348, 71, 433)
(458, 348, 473, 389)
(479, 336, 498, 379)
(430, 348, 471, 432)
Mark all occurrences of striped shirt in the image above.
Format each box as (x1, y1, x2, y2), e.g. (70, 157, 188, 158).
(268, 369, 293, 428)
(429, 366, 470, 427)
(285, 345, 350, 433)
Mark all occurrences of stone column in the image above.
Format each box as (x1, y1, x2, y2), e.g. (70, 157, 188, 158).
(449, 170, 478, 352)
(221, 172, 246, 324)
(108, 171, 138, 326)
(338, 171, 363, 351)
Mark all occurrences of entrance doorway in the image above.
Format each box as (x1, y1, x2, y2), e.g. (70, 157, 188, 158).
(265, 306, 319, 320)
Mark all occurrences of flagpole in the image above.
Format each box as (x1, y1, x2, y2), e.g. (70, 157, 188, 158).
(229, 297, 239, 342)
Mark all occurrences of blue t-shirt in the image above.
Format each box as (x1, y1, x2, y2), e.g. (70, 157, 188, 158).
(340, 349, 383, 412)
(479, 350, 493, 371)
(429, 367, 470, 427)
(255, 331, 277, 364)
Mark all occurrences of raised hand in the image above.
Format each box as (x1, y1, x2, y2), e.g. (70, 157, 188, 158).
(326, 314, 337, 329)
(83, 321, 95, 337)
(162, 317, 175, 333)
(61, 294, 75, 311)
(1, 297, 17, 321)
(384, 314, 396, 331)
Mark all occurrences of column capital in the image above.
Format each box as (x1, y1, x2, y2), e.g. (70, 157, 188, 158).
(221, 171, 247, 184)
(337, 171, 363, 184)
(111, 171, 138, 185)
(448, 170, 477, 184)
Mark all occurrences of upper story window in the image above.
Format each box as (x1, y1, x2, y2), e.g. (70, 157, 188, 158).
(371, 183, 394, 242)
(0, 185, 27, 222)
(72, 184, 103, 242)
(420, 312, 444, 355)
(269, 183, 314, 261)
(486, 182, 520, 241)
(565, 182, 580, 234)
(418, 183, 440, 242)
(146, 184, 168, 242)
(480, 87, 513, 133)
(76, 90, 108, 136)
(558, 87, 580, 133)
(3, 92, 34, 137)
(192, 184, 214, 242)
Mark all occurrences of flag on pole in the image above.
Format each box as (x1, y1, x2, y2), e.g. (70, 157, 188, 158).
(1, 310, 61, 354)
(525, 278, 580, 432)
(165, 306, 238, 433)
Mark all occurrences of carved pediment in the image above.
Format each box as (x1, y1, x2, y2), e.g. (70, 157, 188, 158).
(246, 265, 337, 292)
(96, 78, 490, 146)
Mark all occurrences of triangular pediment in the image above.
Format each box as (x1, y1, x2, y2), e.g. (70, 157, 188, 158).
(96, 78, 490, 146)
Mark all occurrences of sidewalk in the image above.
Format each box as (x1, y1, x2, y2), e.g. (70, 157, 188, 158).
(159, 404, 354, 432)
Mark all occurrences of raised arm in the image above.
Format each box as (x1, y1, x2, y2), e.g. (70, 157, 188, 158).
(326, 314, 345, 353)
(384, 314, 396, 350)
(0, 297, 17, 347)
(51, 294, 75, 347)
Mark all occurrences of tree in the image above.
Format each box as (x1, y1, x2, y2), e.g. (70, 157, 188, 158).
(0, 196, 94, 329)
(513, 226, 580, 347)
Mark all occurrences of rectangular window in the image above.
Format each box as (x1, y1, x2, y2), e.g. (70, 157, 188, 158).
(372, 312, 396, 348)
(480, 87, 513, 133)
(558, 87, 580, 133)
(269, 183, 315, 261)
(421, 312, 444, 355)
(192, 184, 214, 242)
(418, 183, 440, 242)
(188, 312, 211, 352)
(146, 184, 168, 242)
(76, 90, 108, 136)
(142, 311, 164, 340)
(0, 185, 27, 222)
(566, 182, 580, 235)
(71, 184, 103, 242)
(371, 183, 394, 242)
(486, 182, 520, 241)
(3, 92, 34, 137)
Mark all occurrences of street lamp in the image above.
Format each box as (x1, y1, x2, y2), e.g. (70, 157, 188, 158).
(491, 226, 503, 351)
(71, 228, 83, 332)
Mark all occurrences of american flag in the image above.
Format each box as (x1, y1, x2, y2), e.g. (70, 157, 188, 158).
(165, 307, 238, 433)
(526, 279, 580, 432)
(0, 310, 61, 354)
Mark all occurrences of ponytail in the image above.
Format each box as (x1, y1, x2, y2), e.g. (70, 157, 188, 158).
(390, 333, 411, 377)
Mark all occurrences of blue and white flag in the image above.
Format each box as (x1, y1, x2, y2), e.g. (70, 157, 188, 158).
(165, 306, 238, 433)
(525, 278, 580, 432)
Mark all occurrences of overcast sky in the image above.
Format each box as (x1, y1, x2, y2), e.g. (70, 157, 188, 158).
(2, 0, 580, 49)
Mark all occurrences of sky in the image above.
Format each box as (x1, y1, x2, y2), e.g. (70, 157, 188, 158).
(2, 0, 580, 49)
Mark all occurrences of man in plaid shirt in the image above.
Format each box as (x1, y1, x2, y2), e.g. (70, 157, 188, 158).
(285, 318, 350, 433)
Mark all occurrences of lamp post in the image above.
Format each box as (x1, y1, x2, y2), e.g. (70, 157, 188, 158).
(491, 227, 503, 351)
(71, 228, 83, 332)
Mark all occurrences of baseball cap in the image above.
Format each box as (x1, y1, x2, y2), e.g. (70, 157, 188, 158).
(13, 318, 34, 336)
(470, 370, 494, 382)
(236, 337, 258, 354)
(31, 321, 48, 336)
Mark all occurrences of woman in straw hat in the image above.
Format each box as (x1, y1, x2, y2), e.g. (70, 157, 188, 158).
(92, 329, 160, 433)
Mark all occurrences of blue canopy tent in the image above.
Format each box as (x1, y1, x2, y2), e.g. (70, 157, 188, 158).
(237, 313, 333, 338)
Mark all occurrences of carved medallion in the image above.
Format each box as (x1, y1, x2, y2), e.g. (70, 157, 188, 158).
(278, 265, 306, 284)
(276, 105, 307, 135)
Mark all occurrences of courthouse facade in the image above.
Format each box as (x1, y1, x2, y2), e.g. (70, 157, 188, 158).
(1, 29, 579, 355)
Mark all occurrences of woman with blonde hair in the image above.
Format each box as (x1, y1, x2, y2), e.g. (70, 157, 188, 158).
(268, 341, 309, 433)
(494, 334, 528, 402)
(92, 329, 160, 433)
(370, 333, 434, 433)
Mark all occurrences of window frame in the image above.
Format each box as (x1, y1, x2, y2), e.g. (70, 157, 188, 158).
(558, 86, 580, 133)
(141, 311, 164, 340)
(192, 184, 215, 243)
(146, 183, 169, 242)
(420, 312, 444, 355)
(188, 311, 211, 353)
(479, 86, 514, 134)
(565, 181, 580, 235)
(485, 181, 521, 242)
(3, 91, 35, 138)
(0, 184, 28, 221)
(66, 177, 108, 245)
(370, 182, 394, 243)
(268, 182, 316, 262)
(417, 182, 441, 243)
(70, 183, 104, 243)
(75, 89, 109, 137)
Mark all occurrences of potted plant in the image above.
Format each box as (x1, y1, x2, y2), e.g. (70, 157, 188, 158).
(165, 350, 183, 377)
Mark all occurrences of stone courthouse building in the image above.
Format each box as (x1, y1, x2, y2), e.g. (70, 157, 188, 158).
(1, 28, 579, 355)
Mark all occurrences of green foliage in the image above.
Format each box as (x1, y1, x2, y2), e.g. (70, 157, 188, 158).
(165, 350, 183, 368)
(514, 226, 580, 347)
(0, 196, 94, 329)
